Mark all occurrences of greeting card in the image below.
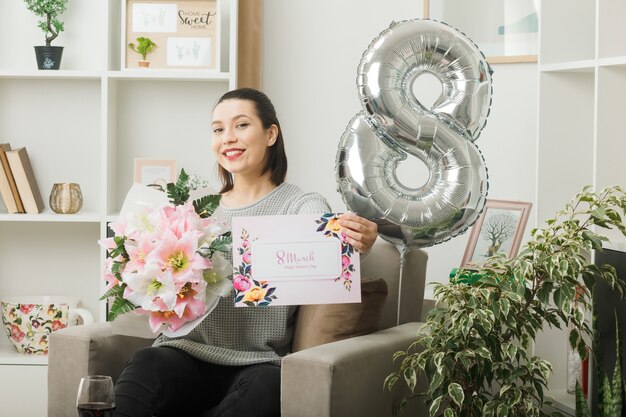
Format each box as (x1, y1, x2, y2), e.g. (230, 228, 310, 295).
(231, 213, 361, 307)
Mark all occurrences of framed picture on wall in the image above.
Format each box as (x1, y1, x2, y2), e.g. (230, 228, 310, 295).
(134, 158, 177, 188)
(461, 199, 532, 268)
(423, 0, 538, 64)
(122, 0, 220, 70)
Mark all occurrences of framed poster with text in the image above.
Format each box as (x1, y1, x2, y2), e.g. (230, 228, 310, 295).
(122, 0, 220, 70)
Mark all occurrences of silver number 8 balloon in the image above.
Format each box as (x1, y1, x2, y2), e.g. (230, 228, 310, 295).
(336, 19, 493, 248)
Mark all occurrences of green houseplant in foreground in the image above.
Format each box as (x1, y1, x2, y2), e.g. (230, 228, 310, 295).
(24, 0, 68, 69)
(128, 37, 157, 68)
(385, 185, 626, 417)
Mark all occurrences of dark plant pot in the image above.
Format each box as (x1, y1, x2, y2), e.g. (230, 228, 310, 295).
(34, 46, 64, 70)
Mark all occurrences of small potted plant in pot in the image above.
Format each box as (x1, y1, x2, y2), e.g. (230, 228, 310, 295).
(129, 37, 157, 68)
(24, 0, 68, 70)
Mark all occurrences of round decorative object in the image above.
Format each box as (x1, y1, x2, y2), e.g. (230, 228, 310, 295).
(336, 19, 493, 248)
(49, 183, 83, 214)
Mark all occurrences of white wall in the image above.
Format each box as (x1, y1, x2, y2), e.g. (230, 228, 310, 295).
(262, 0, 538, 296)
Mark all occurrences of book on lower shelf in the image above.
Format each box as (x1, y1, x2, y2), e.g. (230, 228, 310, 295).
(5, 147, 44, 214)
(0, 143, 25, 214)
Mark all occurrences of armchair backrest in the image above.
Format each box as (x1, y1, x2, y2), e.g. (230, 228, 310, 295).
(361, 239, 428, 329)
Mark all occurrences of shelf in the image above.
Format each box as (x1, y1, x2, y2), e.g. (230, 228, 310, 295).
(0, 210, 101, 223)
(0, 343, 47, 366)
(540, 60, 595, 73)
(598, 56, 626, 68)
(108, 69, 231, 81)
(0, 69, 103, 80)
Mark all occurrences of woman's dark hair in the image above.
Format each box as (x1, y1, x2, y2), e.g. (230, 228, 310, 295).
(214, 87, 287, 194)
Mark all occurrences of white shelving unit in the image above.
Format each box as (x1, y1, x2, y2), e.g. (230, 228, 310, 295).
(536, 0, 626, 410)
(0, 0, 238, 414)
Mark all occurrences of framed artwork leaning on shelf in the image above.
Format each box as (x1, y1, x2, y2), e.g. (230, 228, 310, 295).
(134, 158, 176, 188)
(461, 199, 532, 269)
(122, 0, 220, 70)
(423, 0, 538, 64)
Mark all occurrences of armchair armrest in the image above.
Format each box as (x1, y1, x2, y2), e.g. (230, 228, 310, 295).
(48, 323, 154, 417)
(281, 322, 428, 417)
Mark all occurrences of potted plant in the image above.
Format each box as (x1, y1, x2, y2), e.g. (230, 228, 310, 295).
(576, 310, 624, 417)
(24, 0, 68, 70)
(385, 185, 626, 417)
(128, 37, 157, 68)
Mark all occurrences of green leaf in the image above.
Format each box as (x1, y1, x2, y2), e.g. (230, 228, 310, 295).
(429, 396, 443, 417)
(575, 382, 591, 417)
(100, 284, 125, 301)
(430, 372, 444, 392)
(582, 230, 603, 249)
(496, 403, 509, 417)
(208, 232, 232, 255)
(475, 347, 492, 360)
(403, 367, 417, 391)
(553, 287, 566, 311)
(500, 298, 510, 316)
(537, 281, 554, 305)
(167, 168, 190, 205)
(107, 297, 136, 321)
(444, 408, 456, 417)
(569, 328, 581, 349)
(505, 343, 518, 362)
(193, 194, 221, 218)
(448, 383, 464, 408)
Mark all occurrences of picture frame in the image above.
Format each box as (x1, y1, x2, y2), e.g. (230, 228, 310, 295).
(133, 158, 177, 187)
(122, 0, 220, 70)
(423, 0, 538, 64)
(460, 199, 532, 269)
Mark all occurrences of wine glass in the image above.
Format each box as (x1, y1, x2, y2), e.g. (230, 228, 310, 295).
(76, 375, 115, 417)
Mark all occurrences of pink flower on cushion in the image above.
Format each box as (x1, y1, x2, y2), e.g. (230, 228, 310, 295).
(233, 275, 251, 292)
(242, 239, 250, 248)
(342, 255, 350, 268)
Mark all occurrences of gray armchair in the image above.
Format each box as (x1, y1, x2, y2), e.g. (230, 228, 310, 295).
(48, 239, 429, 417)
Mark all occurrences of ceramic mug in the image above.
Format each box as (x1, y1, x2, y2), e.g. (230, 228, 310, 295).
(1, 296, 94, 355)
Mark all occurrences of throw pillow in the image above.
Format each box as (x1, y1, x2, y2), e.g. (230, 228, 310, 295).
(291, 277, 388, 352)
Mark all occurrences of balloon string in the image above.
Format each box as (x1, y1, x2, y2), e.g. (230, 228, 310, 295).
(396, 244, 410, 326)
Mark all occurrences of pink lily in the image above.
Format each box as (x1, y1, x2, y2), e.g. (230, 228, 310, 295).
(148, 229, 211, 285)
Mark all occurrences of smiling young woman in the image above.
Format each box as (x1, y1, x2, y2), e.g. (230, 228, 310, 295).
(112, 88, 378, 417)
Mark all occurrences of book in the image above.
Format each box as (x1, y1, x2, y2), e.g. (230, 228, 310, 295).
(0, 143, 24, 213)
(5, 147, 44, 214)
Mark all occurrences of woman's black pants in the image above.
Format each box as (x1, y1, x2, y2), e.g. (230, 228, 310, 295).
(113, 346, 281, 417)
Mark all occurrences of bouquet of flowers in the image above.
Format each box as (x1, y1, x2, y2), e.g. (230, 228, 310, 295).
(99, 170, 231, 333)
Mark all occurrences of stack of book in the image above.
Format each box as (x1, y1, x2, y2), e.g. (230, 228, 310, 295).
(0, 143, 44, 214)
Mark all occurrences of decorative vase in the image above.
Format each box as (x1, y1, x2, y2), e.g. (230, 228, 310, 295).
(34, 46, 64, 70)
(49, 183, 83, 214)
